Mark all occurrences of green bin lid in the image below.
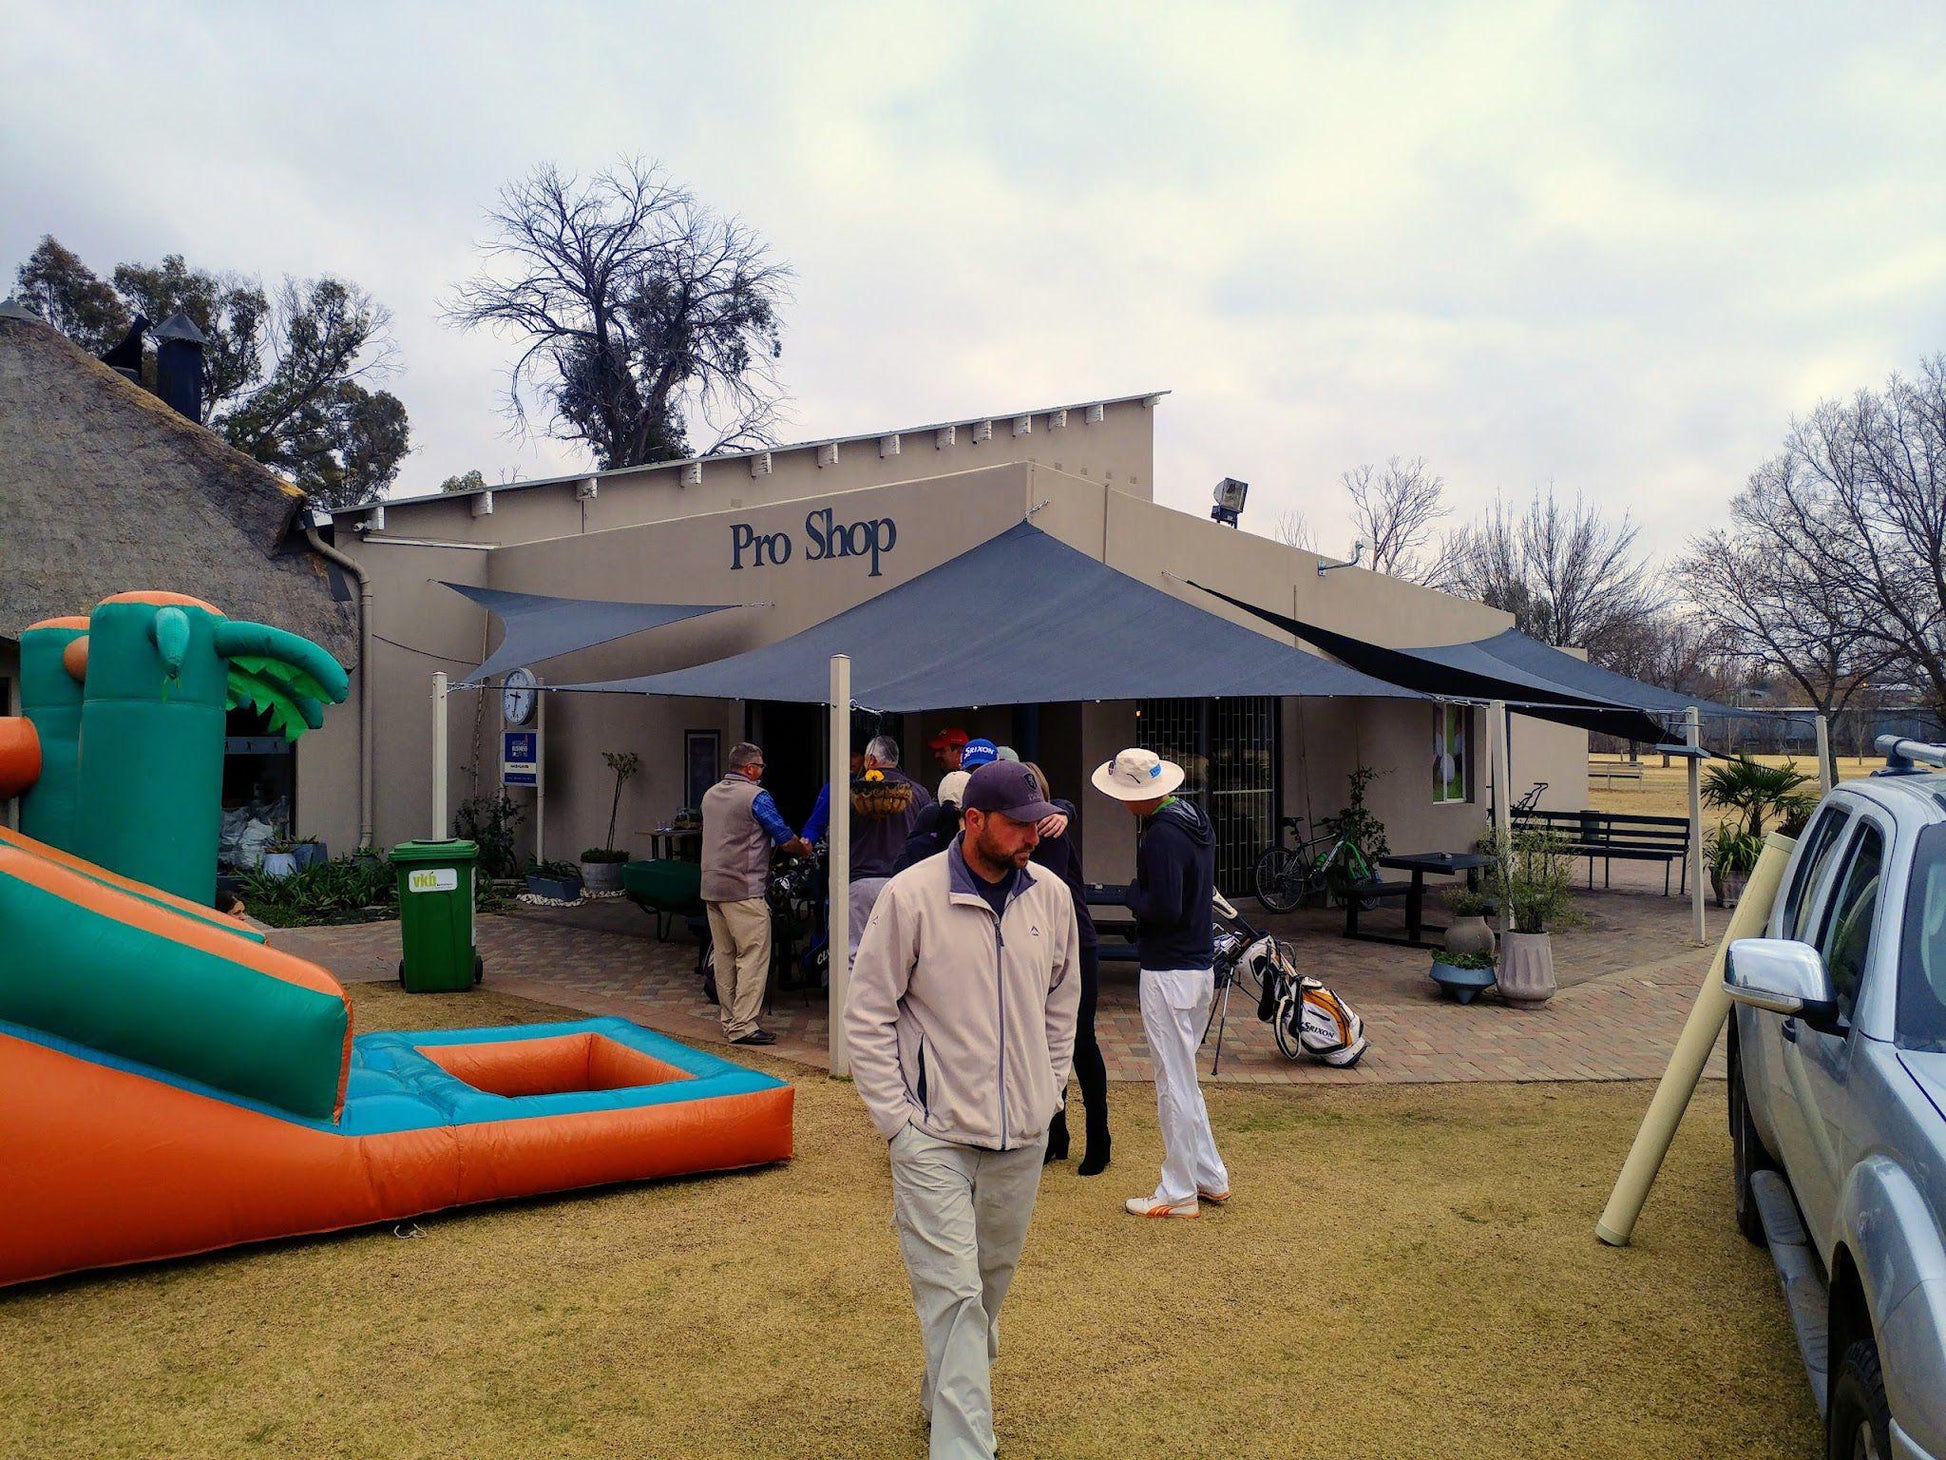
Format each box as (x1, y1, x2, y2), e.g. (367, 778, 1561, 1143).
(391, 838, 479, 863)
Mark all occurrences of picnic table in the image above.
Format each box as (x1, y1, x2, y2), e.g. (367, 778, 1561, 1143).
(1344, 850, 1494, 949)
(640, 826, 702, 862)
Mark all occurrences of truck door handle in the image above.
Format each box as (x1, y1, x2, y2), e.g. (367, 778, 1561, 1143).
(1782, 1018, 1798, 1043)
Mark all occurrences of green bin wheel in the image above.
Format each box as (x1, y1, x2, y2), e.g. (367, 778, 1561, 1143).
(397, 959, 406, 989)
(474, 954, 484, 986)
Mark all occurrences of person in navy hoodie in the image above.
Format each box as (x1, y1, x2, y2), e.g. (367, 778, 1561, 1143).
(1093, 747, 1230, 1219)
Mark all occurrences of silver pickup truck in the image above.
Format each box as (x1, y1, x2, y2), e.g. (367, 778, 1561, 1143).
(1725, 740, 1946, 1460)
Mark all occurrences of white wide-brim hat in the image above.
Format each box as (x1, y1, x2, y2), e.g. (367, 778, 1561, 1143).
(1091, 747, 1185, 801)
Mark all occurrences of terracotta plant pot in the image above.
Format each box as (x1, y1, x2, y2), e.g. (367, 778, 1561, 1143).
(1442, 914, 1496, 961)
(1496, 931, 1556, 1008)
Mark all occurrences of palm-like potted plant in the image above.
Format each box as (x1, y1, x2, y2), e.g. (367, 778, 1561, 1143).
(1487, 828, 1576, 1008)
(1704, 826, 1764, 908)
(579, 750, 641, 893)
(1703, 755, 1815, 843)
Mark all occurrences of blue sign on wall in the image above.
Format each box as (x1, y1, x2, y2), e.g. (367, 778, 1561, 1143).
(502, 730, 539, 787)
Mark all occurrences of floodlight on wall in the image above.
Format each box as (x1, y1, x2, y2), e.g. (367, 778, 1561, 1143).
(1209, 477, 1249, 529)
(575, 477, 598, 500)
(1317, 541, 1365, 576)
(356, 504, 385, 533)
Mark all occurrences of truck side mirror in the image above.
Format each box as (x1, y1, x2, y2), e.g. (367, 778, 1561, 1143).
(1726, 938, 1842, 1034)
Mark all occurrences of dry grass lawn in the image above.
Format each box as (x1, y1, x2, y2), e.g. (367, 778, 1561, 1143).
(1587, 751, 1868, 827)
(2, 984, 1821, 1459)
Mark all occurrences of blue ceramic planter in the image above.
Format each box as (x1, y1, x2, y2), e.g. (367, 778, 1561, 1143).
(525, 873, 584, 902)
(1430, 960, 1497, 1005)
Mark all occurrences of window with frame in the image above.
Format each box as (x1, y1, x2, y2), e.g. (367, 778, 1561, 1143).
(1816, 822, 1884, 1023)
(1433, 704, 1469, 804)
(1787, 804, 1852, 943)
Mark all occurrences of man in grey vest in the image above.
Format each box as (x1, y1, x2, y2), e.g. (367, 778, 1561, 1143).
(700, 742, 808, 1046)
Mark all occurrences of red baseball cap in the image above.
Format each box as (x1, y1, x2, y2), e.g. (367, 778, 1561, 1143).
(927, 727, 970, 750)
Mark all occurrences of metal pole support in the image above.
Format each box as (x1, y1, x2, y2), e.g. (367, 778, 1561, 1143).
(432, 671, 449, 840)
(827, 655, 852, 1077)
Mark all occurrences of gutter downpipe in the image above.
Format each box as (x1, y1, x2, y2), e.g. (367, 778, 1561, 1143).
(305, 521, 375, 849)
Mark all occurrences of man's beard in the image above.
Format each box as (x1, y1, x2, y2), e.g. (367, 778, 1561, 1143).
(971, 825, 1030, 872)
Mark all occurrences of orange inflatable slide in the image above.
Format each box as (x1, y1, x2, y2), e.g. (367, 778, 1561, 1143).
(0, 825, 794, 1287)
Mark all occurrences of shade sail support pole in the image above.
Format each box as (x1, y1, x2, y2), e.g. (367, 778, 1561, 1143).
(828, 655, 852, 1077)
(432, 671, 449, 839)
(1687, 706, 1704, 945)
(1816, 713, 1835, 793)
(1490, 699, 1511, 845)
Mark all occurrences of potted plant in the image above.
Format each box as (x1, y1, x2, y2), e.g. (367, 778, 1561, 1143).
(293, 834, 327, 872)
(1703, 755, 1815, 843)
(1488, 828, 1575, 1008)
(1705, 826, 1763, 908)
(1440, 886, 1497, 960)
(1428, 948, 1497, 1005)
(262, 839, 299, 880)
(579, 750, 642, 893)
(1320, 764, 1389, 906)
(525, 859, 585, 902)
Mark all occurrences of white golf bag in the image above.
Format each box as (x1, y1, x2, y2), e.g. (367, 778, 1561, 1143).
(1246, 935, 1369, 1067)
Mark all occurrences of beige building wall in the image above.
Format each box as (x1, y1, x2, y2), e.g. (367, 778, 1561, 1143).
(315, 406, 1589, 885)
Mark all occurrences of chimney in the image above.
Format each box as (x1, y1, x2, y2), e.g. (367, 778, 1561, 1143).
(154, 312, 206, 424)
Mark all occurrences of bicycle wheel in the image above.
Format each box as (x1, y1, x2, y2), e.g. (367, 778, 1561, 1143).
(1253, 846, 1305, 913)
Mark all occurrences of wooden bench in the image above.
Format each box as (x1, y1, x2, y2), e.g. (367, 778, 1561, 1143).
(1588, 762, 1644, 786)
(1512, 808, 1690, 895)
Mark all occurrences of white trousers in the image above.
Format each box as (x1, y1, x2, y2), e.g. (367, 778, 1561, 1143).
(888, 1123, 1048, 1460)
(848, 877, 889, 967)
(1139, 968, 1230, 1206)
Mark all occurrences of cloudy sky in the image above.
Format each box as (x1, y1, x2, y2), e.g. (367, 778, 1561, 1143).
(4, 2, 1942, 561)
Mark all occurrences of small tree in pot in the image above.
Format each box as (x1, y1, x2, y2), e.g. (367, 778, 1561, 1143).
(580, 750, 640, 892)
(1486, 828, 1576, 1008)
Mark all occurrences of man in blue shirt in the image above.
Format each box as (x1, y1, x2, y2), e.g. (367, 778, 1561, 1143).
(701, 742, 809, 1046)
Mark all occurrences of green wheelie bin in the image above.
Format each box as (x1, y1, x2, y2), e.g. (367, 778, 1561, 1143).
(393, 839, 484, 992)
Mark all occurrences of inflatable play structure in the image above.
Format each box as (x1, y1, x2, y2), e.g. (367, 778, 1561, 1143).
(0, 595, 793, 1287)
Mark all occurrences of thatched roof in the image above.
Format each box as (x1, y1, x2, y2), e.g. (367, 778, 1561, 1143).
(0, 311, 356, 664)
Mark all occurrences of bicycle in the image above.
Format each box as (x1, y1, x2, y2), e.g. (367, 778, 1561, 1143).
(1251, 815, 1379, 913)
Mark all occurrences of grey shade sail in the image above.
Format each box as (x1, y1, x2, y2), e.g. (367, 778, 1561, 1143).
(1185, 580, 1739, 744)
(442, 583, 741, 687)
(559, 522, 1422, 711)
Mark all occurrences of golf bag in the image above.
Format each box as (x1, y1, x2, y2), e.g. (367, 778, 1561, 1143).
(1247, 935, 1368, 1067)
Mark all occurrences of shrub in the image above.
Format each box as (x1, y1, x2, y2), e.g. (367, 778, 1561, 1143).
(1485, 828, 1576, 935)
(1434, 949, 1496, 971)
(455, 793, 524, 879)
(1443, 887, 1495, 918)
(579, 847, 630, 864)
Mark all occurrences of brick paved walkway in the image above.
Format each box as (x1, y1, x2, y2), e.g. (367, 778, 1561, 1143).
(272, 860, 1731, 1088)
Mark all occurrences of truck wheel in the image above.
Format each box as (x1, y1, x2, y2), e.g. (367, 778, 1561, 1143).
(1827, 1338, 1890, 1460)
(1730, 1029, 1776, 1247)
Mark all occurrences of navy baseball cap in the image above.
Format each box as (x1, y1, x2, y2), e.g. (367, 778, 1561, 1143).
(962, 762, 1060, 823)
(959, 738, 999, 769)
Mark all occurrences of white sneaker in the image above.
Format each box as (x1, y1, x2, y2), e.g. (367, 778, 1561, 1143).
(1125, 1195, 1199, 1219)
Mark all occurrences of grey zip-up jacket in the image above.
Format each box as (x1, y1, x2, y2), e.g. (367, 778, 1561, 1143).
(846, 839, 1081, 1150)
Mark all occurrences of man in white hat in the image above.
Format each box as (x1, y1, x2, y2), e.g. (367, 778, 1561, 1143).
(1092, 747, 1231, 1219)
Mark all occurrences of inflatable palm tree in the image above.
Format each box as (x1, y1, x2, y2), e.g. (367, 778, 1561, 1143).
(1, 593, 348, 904)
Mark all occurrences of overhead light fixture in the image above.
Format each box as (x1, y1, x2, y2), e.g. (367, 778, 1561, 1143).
(1210, 477, 1249, 528)
(1317, 541, 1365, 576)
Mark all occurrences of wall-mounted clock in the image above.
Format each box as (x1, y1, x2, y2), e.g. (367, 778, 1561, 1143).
(502, 666, 539, 727)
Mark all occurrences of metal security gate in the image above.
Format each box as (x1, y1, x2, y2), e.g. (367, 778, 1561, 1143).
(1134, 696, 1278, 896)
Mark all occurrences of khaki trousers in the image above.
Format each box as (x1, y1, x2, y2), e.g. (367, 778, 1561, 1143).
(888, 1122, 1047, 1460)
(705, 897, 771, 1041)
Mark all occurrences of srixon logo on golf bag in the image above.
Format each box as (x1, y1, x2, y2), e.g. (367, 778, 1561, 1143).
(729, 508, 899, 577)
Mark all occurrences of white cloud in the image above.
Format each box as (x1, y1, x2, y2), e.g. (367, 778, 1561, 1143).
(2, 0, 1941, 562)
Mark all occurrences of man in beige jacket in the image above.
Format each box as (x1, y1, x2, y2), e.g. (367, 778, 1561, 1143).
(847, 761, 1081, 1460)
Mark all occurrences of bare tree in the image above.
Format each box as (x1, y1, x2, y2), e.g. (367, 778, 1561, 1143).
(1728, 357, 1946, 719)
(1270, 508, 1316, 552)
(1342, 456, 1446, 579)
(1437, 487, 1663, 662)
(446, 160, 791, 469)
